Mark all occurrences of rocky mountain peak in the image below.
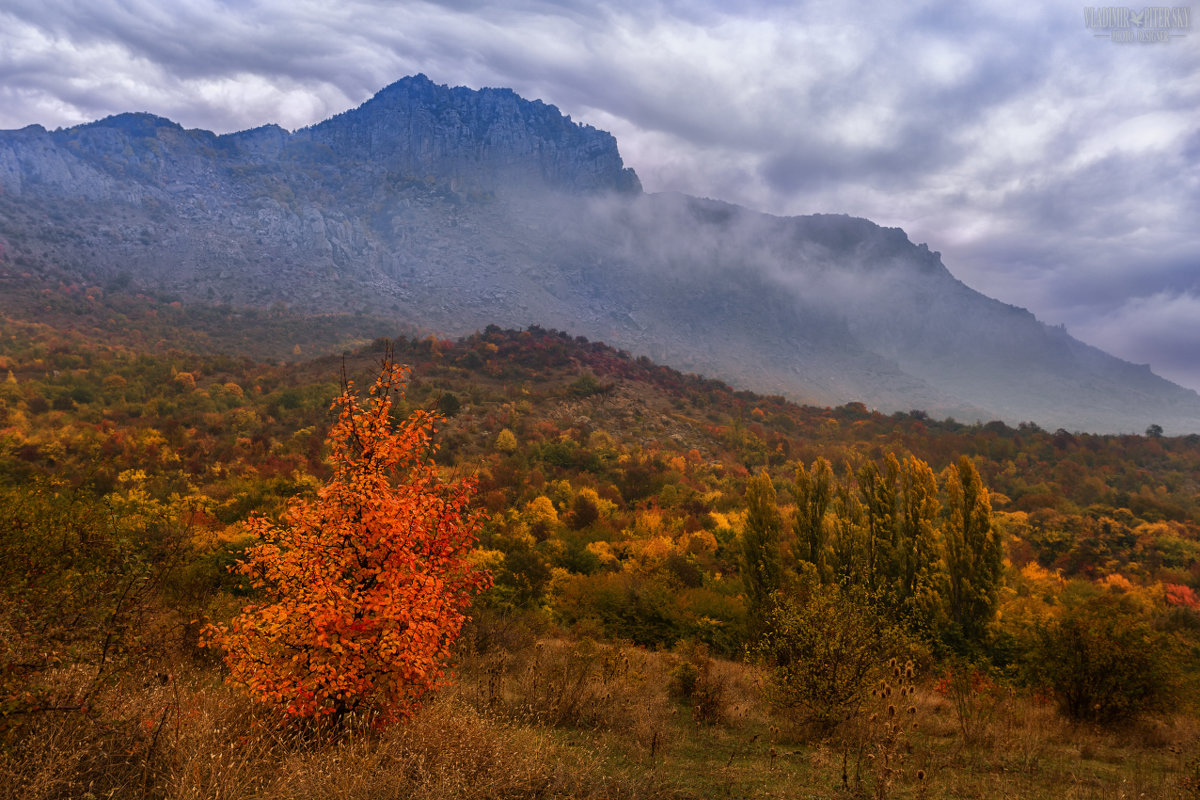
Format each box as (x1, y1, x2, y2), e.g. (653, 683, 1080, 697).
(79, 112, 184, 137)
(299, 74, 642, 194)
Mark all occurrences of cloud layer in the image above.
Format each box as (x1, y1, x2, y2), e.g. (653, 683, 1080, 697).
(2, 0, 1197, 389)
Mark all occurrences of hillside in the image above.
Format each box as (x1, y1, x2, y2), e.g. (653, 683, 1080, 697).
(2, 75, 1198, 433)
(2, 292, 1200, 797)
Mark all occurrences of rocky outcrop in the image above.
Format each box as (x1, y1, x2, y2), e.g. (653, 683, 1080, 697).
(297, 74, 641, 194)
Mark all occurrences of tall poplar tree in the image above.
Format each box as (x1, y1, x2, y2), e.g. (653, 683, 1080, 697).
(942, 456, 1000, 644)
(828, 463, 867, 586)
(895, 456, 945, 633)
(740, 469, 783, 619)
(857, 456, 899, 593)
(793, 457, 834, 579)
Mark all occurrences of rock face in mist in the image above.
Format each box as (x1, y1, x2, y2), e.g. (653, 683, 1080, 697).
(1, 73, 1197, 433)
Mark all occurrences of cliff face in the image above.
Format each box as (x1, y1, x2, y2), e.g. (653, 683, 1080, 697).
(0, 75, 1196, 433)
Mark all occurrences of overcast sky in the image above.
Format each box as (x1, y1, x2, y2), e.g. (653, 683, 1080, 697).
(2, 0, 1198, 390)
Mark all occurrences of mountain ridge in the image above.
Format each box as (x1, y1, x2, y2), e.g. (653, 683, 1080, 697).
(0, 74, 1196, 434)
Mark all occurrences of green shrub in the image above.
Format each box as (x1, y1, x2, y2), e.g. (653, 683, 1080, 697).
(669, 660, 700, 700)
(1028, 593, 1175, 725)
(750, 584, 909, 735)
(669, 643, 727, 725)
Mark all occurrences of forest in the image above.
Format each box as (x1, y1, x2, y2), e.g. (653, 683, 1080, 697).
(2, 281, 1199, 799)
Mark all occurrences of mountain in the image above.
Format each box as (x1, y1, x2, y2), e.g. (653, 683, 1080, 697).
(1, 73, 1197, 433)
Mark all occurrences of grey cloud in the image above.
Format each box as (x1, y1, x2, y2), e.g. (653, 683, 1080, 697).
(1069, 291, 1200, 393)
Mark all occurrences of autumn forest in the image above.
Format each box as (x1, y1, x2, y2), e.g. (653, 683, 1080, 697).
(3, 282, 1200, 798)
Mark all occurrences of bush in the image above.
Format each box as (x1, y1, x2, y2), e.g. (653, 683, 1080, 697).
(669, 642, 728, 725)
(0, 480, 185, 717)
(750, 584, 910, 735)
(567, 373, 606, 398)
(669, 660, 699, 699)
(1028, 593, 1175, 725)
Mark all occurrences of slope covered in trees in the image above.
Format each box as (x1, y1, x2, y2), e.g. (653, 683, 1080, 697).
(2, 291, 1200, 797)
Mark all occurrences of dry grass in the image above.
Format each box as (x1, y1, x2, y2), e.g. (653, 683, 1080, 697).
(3, 639, 1199, 800)
(461, 638, 675, 754)
(265, 695, 663, 800)
(1, 642, 682, 800)
(909, 678, 1200, 799)
(0, 664, 167, 800)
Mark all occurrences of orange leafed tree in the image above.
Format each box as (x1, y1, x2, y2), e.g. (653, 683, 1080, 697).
(207, 358, 489, 724)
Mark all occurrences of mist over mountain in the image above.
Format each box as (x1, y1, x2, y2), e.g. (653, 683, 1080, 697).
(1, 74, 1196, 434)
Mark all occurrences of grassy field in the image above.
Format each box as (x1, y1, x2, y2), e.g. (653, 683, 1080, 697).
(5, 634, 1197, 800)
